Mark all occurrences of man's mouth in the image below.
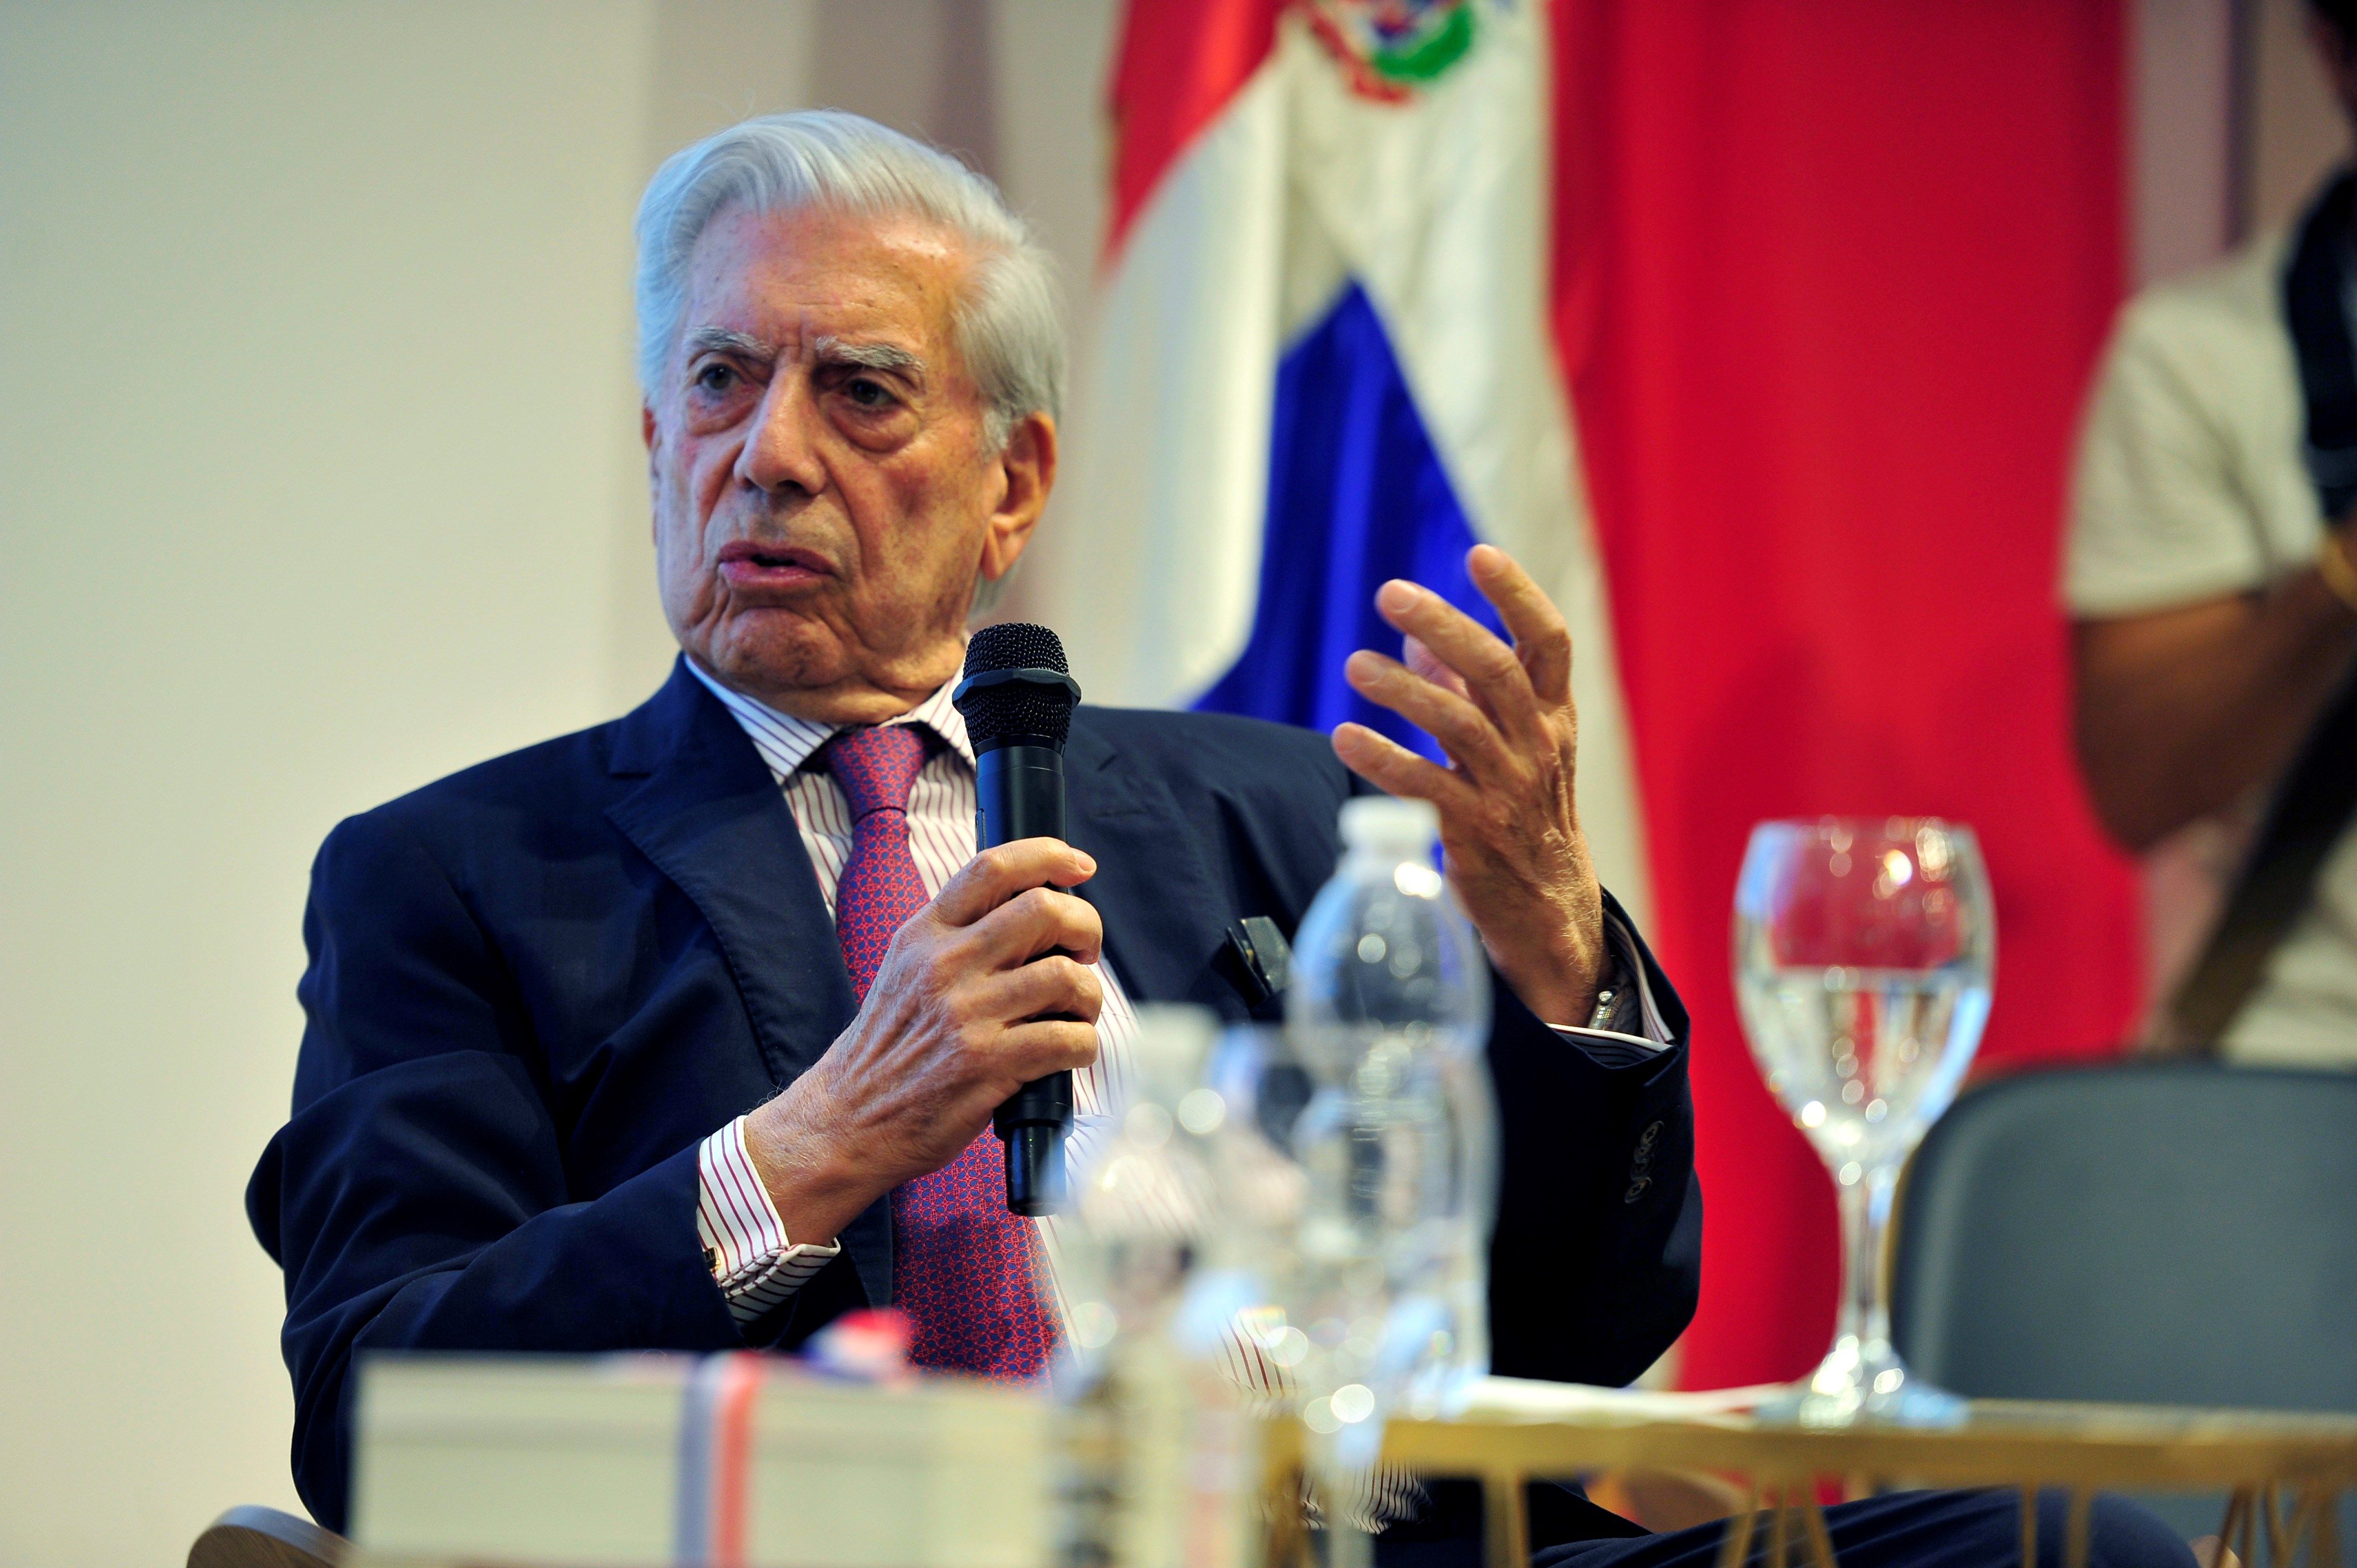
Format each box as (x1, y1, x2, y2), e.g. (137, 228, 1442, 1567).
(716, 540, 831, 590)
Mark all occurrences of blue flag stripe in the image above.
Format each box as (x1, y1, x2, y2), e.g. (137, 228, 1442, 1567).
(1195, 281, 1503, 761)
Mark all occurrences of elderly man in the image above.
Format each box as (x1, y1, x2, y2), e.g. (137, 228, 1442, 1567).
(251, 114, 2184, 1568)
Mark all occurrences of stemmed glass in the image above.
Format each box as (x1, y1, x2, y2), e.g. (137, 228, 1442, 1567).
(1732, 817, 1994, 1426)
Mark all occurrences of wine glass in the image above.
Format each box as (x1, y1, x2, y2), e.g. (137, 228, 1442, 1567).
(1732, 817, 1994, 1426)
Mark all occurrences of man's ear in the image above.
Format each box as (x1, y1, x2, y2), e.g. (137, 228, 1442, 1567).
(642, 403, 661, 544)
(979, 411, 1058, 583)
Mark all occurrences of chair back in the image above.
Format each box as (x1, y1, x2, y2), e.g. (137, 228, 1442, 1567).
(188, 1507, 347, 1568)
(1892, 1061, 2357, 1412)
(1891, 1061, 2357, 1543)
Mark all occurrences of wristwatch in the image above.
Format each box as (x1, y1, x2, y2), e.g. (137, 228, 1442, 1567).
(1585, 949, 1638, 1034)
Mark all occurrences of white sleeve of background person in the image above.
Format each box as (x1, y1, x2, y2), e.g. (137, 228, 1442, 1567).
(2066, 236, 2320, 618)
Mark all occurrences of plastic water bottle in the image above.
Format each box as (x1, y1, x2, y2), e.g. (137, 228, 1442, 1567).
(1057, 1006, 1254, 1568)
(1288, 796, 1493, 1068)
(1283, 797, 1498, 1441)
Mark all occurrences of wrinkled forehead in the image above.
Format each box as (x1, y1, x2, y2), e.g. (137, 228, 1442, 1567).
(676, 202, 974, 368)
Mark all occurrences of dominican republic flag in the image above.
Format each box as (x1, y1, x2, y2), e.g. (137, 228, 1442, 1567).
(1052, 0, 1651, 920)
(1046, 0, 2142, 1390)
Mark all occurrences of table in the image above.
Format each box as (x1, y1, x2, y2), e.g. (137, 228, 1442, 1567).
(1266, 1384, 2357, 1568)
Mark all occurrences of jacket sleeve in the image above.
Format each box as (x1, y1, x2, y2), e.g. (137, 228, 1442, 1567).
(245, 812, 744, 1533)
(1483, 890, 1702, 1387)
(1320, 744, 1699, 1383)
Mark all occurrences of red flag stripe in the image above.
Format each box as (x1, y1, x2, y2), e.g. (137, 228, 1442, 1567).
(1104, 0, 1283, 259)
(1548, 0, 2139, 1388)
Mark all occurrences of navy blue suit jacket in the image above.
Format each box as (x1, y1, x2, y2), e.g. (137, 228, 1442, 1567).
(249, 659, 1701, 1531)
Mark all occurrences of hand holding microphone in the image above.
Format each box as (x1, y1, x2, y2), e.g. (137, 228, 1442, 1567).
(739, 623, 1098, 1245)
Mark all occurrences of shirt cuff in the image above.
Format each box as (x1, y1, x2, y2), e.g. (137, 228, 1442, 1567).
(1543, 910, 1674, 1062)
(696, 1116, 840, 1325)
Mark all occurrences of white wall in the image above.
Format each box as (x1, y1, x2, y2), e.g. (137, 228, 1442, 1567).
(0, 6, 1114, 1566)
(990, 0, 1123, 630)
(0, 4, 643, 1563)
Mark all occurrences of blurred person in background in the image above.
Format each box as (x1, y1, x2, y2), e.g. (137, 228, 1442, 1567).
(2068, 0, 2357, 1064)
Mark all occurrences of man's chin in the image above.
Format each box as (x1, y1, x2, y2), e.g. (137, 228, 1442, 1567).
(680, 605, 965, 723)
(692, 617, 848, 703)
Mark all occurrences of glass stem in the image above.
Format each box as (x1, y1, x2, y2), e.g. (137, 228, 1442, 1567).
(1834, 1162, 1897, 1360)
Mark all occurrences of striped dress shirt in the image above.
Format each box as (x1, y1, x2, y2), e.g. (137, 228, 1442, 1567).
(681, 658, 1674, 1370)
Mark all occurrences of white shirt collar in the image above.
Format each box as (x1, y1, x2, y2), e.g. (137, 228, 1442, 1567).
(682, 657, 974, 781)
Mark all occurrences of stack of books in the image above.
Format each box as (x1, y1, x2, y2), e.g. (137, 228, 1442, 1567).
(351, 1354, 1054, 1568)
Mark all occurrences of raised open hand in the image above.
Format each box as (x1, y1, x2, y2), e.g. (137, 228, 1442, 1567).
(1330, 543, 1606, 1026)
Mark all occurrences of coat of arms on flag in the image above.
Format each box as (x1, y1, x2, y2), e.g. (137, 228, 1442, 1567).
(1301, 0, 1480, 99)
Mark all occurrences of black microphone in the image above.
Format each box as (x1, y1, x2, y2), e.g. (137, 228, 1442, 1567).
(952, 623, 1084, 1218)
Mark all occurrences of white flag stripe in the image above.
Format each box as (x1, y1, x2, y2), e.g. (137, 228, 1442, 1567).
(1035, 66, 1291, 709)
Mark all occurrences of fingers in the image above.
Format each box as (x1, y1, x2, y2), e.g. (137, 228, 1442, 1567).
(964, 883, 1103, 968)
(964, 961, 1103, 1096)
(995, 1018, 1102, 1080)
(1468, 543, 1573, 705)
(930, 838, 1095, 927)
(1372, 578, 1546, 742)
(1344, 649, 1512, 775)
(981, 952, 1104, 1028)
(1402, 635, 1469, 699)
(1331, 721, 1475, 809)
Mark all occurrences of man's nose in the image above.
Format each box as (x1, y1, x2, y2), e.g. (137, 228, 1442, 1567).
(738, 373, 827, 497)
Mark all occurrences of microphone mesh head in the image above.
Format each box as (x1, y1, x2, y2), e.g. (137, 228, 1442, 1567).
(965, 622, 1069, 676)
(958, 623, 1077, 748)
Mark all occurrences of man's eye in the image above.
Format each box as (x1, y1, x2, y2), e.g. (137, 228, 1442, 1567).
(693, 363, 739, 394)
(844, 377, 892, 408)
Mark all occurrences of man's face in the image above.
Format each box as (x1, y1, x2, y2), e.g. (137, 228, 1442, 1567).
(644, 204, 1052, 720)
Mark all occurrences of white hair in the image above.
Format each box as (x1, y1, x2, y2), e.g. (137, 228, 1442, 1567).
(633, 110, 1064, 455)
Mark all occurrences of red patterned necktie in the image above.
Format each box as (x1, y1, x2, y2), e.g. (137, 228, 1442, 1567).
(819, 723, 1059, 1381)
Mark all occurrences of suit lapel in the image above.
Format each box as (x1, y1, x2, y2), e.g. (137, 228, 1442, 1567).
(1063, 718, 1244, 1017)
(604, 661, 891, 1306)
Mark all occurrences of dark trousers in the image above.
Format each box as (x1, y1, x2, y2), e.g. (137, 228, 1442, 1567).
(1380, 1486, 2195, 1568)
